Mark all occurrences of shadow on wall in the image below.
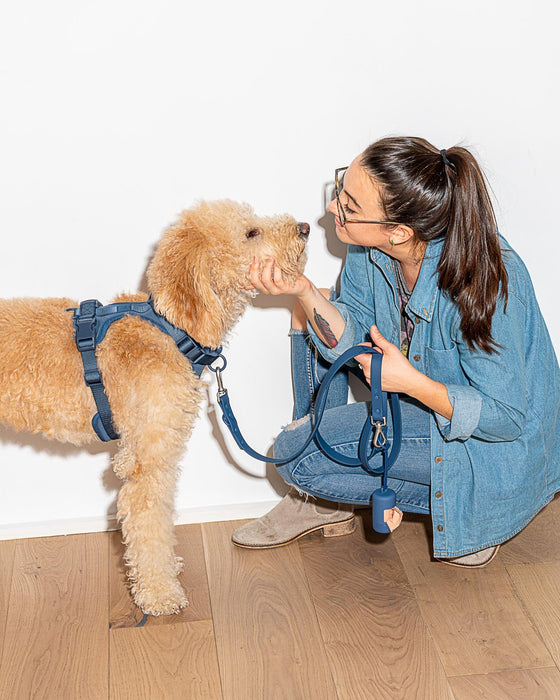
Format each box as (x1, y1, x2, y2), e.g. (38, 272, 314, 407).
(0, 424, 122, 527)
(200, 383, 291, 498)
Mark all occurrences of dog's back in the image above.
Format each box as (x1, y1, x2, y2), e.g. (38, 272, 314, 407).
(0, 298, 96, 444)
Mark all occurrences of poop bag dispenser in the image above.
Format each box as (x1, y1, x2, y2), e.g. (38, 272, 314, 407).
(372, 485, 397, 534)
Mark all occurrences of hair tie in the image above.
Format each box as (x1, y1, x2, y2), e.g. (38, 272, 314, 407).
(440, 149, 456, 171)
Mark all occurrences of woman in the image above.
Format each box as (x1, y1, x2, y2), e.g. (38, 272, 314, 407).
(232, 136, 560, 567)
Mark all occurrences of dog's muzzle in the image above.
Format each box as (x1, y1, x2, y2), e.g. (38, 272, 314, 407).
(297, 222, 310, 240)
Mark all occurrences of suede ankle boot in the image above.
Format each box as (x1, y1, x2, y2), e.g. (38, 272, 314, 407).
(231, 489, 355, 549)
(438, 544, 500, 568)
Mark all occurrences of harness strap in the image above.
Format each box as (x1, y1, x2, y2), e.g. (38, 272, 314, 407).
(73, 298, 222, 441)
(74, 300, 119, 441)
(93, 299, 223, 371)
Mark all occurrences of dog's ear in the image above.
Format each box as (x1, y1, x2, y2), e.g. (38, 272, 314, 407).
(147, 219, 227, 348)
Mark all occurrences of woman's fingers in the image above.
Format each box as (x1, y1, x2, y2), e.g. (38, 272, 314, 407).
(259, 258, 278, 292)
(245, 257, 269, 293)
(249, 258, 288, 295)
(354, 341, 384, 385)
(354, 351, 372, 383)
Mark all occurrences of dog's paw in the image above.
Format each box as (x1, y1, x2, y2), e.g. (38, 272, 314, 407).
(135, 581, 189, 616)
(174, 555, 185, 575)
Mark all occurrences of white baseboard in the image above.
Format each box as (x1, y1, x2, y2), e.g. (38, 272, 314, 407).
(0, 499, 282, 541)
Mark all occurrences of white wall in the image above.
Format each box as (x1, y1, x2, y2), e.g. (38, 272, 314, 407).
(1, 0, 558, 538)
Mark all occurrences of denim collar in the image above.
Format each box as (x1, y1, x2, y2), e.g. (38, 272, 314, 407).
(369, 237, 445, 322)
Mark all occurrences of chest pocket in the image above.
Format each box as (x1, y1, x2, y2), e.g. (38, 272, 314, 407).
(425, 343, 466, 386)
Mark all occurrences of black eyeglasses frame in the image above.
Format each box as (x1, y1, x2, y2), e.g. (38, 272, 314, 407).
(334, 167, 401, 227)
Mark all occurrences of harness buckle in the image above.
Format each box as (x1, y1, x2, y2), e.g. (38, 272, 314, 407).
(76, 334, 95, 351)
(84, 368, 102, 385)
(74, 300, 100, 351)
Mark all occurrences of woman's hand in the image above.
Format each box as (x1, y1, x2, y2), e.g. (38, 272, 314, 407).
(245, 257, 311, 298)
(354, 325, 422, 394)
(245, 257, 347, 348)
(356, 325, 454, 419)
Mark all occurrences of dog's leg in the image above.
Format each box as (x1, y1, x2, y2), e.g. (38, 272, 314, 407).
(113, 442, 188, 616)
(97, 318, 202, 616)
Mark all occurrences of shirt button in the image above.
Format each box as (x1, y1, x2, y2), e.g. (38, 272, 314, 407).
(414, 317, 421, 324)
(434, 456, 442, 463)
(413, 354, 421, 362)
(435, 491, 443, 498)
(437, 525, 444, 532)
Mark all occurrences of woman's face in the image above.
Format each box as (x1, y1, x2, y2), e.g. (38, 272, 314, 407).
(328, 156, 394, 248)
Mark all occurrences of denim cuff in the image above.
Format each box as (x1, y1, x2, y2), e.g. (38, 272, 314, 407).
(306, 304, 357, 364)
(436, 383, 482, 441)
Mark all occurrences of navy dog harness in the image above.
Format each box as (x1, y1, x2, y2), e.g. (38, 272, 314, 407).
(72, 298, 223, 441)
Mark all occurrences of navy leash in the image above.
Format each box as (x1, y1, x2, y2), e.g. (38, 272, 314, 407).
(71, 298, 402, 533)
(214, 345, 402, 533)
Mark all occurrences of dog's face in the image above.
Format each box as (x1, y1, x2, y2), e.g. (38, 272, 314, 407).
(147, 200, 309, 347)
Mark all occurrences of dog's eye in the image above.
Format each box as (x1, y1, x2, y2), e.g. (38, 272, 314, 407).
(245, 228, 262, 240)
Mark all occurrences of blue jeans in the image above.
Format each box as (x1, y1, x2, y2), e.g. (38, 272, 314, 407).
(273, 330, 432, 513)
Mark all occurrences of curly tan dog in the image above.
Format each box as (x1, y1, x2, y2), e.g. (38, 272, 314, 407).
(0, 199, 309, 615)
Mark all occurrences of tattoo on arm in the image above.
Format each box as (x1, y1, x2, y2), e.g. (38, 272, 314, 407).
(313, 309, 338, 348)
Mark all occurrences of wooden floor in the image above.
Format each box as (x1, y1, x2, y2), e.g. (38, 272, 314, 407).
(2, 496, 560, 699)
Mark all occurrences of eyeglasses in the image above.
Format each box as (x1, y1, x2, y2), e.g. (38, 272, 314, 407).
(334, 167, 400, 227)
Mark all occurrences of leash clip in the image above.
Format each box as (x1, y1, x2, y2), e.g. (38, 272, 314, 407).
(372, 418, 387, 447)
(208, 355, 228, 398)
(215, 368, 227, 399)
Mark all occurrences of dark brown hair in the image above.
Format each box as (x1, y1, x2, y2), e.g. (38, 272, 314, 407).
(361, 136, 508, 353)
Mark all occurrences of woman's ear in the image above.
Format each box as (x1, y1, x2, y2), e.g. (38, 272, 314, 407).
(147, 217, 226, 348)
(390, 224, 415, 245)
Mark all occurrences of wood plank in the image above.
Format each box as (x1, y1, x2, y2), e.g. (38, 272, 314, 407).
(506, 561, 560, 667)
(0, 539, 16, 663)
(109, 523, 212, 628)
(500, 494, 560, 566)
(449, 667, 560, 699)
(392, 514, 553, 676)
(110, 619, 221, 699)
(0, 533, 109, 699)
(300, 511, 452, 700)
(202, 519, 338, 700)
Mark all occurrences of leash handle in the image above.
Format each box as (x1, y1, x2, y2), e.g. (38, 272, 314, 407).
(216, 345, 401, 472)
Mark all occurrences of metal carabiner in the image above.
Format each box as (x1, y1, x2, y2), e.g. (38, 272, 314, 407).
(372, 419, 387, 448)
(208, 355, 228, 399)
(215, 368, 227, 398)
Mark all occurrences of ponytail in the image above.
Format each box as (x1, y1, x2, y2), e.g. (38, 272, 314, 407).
(361, 137, 508, 353)
(438, 147, 508, 353)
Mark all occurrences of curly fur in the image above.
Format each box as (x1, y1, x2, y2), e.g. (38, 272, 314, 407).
(0, 199, 308, 615)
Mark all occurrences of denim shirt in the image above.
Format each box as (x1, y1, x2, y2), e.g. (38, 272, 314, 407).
(307, 237, 560, 556)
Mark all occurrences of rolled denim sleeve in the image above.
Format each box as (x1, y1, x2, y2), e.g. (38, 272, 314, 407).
(435, 384, 483, 441)
(306, 245, 374, 363)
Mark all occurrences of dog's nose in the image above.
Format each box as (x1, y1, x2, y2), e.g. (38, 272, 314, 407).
(297, 222, 310, 239)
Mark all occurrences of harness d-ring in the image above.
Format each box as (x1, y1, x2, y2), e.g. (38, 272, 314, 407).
(208, 355, 227, 373)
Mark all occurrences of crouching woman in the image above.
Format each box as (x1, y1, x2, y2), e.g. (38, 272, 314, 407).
(233, 136, 560, 567)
